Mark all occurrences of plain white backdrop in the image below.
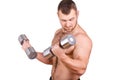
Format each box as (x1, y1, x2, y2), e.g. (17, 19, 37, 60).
(0, 0, 120, 80)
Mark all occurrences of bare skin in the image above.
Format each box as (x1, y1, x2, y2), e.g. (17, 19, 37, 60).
(51, 25, 92, 80)
(22, 9, 92, 80)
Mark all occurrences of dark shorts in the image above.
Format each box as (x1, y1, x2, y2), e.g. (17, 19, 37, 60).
(49, 77, 80, 80)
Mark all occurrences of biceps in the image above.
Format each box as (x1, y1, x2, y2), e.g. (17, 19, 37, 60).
(73, 47, 91, 65)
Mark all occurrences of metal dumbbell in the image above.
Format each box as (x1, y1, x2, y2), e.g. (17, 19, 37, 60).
(18, 34, 37, 59)
(60, 34, 76, 49)
(43, 34, 76, 58)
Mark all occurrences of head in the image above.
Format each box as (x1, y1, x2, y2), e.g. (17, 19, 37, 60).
(57, 0, 79, 33)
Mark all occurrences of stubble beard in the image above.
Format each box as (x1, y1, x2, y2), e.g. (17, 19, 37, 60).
(62, 22, 77, 34)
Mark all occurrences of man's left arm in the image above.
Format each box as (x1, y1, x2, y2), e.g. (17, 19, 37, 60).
(51, 35, 92, 75)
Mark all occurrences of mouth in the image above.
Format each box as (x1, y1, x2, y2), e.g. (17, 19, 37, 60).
(62, 28, 72, 33)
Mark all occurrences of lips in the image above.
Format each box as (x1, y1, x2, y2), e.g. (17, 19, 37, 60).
(65, 27, 72, 31)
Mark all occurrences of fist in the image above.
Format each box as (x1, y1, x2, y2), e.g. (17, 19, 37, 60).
(51, 44, 65, 57)
(22, 40, 31, 51)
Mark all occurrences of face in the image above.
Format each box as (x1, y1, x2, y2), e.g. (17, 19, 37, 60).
(58, 9, 79, 33)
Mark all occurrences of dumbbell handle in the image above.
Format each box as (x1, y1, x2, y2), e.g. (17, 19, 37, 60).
(18, 34, 37, 59)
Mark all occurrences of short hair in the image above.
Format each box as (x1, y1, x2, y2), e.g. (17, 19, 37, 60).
(58, 0, 77, 14)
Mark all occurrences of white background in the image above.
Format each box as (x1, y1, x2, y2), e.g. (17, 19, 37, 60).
(0, 0, 120, 80)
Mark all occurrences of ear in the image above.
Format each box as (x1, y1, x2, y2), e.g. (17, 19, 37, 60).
(77, 10, 79, 17)
(57, 12, 59, 17)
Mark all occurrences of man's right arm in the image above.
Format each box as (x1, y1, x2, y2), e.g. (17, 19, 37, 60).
(36, 52, 53, 64)
(22, 40, 53, 65)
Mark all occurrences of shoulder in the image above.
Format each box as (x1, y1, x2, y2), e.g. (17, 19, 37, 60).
(51, 28, 62, 45)
(54, 28, 62, 36)
(75, 33, 92, 49)
(73, 25, 92, 48)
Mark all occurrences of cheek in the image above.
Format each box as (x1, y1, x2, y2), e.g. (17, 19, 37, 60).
(60, 22, 65, 27)
(72, 20, 77, 26)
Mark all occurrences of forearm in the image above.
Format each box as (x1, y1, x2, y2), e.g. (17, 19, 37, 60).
(51, 45, 86, 75)
(36, 52, 52, 65)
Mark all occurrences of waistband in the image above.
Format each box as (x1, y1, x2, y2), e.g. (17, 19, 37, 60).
(49, 77, 80, 80)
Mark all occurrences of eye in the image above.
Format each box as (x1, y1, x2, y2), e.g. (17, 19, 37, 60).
(61, 19, 66, 22)
(69, 18, 74, 21)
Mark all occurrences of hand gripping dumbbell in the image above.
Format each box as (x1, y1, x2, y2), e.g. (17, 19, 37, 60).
(43, 34, 76, 58)
(18, 34, 37, 59)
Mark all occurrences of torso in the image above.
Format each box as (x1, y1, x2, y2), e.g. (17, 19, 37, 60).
(51, 25, 86, 80)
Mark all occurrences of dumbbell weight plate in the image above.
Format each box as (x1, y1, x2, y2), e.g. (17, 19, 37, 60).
(18, 34, 29, 45)
(25, 47, 37, 59)
(60, 35, 76, 49)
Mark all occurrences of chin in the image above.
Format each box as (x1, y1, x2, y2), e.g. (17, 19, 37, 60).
(63, 29, 72, 33)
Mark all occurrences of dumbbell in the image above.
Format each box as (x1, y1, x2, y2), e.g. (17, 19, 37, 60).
(18, 34, 37, 59)
(43, 34, 76, 58)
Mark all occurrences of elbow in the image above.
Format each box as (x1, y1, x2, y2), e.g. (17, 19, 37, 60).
(75, 66, 87, 76)
(71, 63, 88, 76)
(77, 68, 86, 76)
(76, 62, 89, 75)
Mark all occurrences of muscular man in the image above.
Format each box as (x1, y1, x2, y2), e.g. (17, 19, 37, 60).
(22, 0, 92, 80)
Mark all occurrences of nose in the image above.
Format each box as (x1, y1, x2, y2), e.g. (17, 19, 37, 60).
(66, 21, 71, 27)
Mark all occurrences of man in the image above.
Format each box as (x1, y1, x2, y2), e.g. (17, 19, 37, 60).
(22, 0, 92, 80)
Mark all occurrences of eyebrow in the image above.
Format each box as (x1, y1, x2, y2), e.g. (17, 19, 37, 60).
(61, 17, 75, 21)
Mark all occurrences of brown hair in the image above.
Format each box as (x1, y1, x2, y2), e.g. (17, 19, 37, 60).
(58, 0, 77, 14)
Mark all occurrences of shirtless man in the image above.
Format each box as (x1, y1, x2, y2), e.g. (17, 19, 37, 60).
(22, 0, 92, 80)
